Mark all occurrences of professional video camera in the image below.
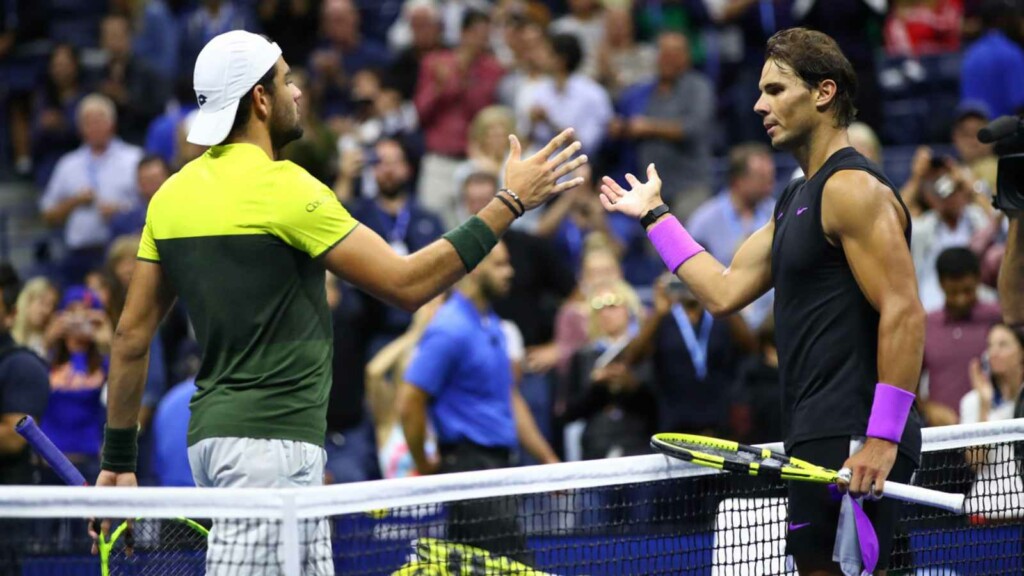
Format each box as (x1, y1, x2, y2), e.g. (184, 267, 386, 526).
(979, 114, 1024, 216)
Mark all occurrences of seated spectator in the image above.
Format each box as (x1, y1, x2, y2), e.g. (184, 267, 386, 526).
(89, 14, 170, 146)
(908, 158, 991, 310)
(499, 19, 549, 110)
(452, 105, 517, 199)
(309, 0, 390, 121)
(11, 278, 59, 360)
(388, 0, 490, 50)
(39, 286, 111, 485)
(40, 94, 144, 286)
(733, 316, 782, 444)
(334, 69, 419, 182)
(255, 0, 319, 67)
(415, 9, 504, 228)
(111, 0, 179, 83)
(559, 280, 655, 460)
(961, 323, 1023, 424)
(151, 378, 197, 487)
(31, 44, 86, 189)
(952, 100, 998, 198)
(519, 33, 610, 158)
(920, 248, 1002, 426)
(960, 0, 1024, 118)
(110, 155, 171, 239)
(611, 31, 715, 219)
(143, 79, 199, 168)
(848, 121, 884, 165)
(884, 0, 963, 57)
(688, 142, 776, 327)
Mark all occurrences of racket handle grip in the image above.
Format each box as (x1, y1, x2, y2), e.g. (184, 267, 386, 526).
(15, 415, 89, 487)
(883, 480, 964, 514)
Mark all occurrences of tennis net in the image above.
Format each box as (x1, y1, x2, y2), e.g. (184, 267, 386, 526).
(0, 420, 1020, 575)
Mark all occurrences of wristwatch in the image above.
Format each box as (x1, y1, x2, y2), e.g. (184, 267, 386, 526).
(640, 203, 671, 229)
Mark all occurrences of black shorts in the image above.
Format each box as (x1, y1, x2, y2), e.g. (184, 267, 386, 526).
(785, 437, 917, 570)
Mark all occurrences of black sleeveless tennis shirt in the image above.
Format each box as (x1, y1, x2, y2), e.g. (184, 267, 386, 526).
(771, 147, 922, 462)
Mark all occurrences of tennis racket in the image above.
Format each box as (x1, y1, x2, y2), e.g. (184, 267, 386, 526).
(16, 416, 209, 575)
(391, 537, 559, 576)
(650, 432, 966, 513)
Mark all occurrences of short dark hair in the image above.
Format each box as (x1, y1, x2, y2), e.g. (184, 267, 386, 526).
(727, 142, 773, 182)
(461, 8, 490, 31)
(936, 247, 981, 280)
(765, 28, 858, 127)
(137, 154, 170, 173)
(227, 62, 277, 141)
(549, 33, 583, 75)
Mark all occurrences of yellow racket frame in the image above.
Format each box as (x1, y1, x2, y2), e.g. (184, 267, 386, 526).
(651, 432, 840, 484)
(97, 517, 209, 576)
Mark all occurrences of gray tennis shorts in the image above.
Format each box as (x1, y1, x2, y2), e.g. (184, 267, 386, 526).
(188, 437, 334, 576)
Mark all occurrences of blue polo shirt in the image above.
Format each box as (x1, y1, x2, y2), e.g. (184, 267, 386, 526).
(403, 293, 516, 449)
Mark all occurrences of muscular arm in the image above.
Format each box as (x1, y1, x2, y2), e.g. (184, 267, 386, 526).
(998, 218, 1024, 326)
(106, 261, 177, 429)
(822, 170, 926, 396)
(0, 414, 28, 455)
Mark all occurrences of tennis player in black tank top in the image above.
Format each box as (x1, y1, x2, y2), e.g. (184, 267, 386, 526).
(600, 29, 925, 575)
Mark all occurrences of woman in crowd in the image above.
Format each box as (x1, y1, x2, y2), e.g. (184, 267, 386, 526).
(11, 278, 59, 359)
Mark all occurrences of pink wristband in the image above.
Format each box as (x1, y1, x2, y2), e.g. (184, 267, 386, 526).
(647, 216, 705, 273)
(866, 383, 916, 443)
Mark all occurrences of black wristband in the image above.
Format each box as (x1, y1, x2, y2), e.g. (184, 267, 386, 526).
(640, 203, 671, 229)
(495, 193, 522, 218)
(443, 216, 499, 272)
(499, 188, 526, 214)
(101, 425, 139, 473)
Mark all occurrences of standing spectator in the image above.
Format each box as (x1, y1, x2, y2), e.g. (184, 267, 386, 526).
(920, 248, 1002, 426)
(39, 287, 110, 485)
(388, 0, 444, 100)
(910, 161, 991, 311)
(550, 0, 604, 78)
(40, 94, 144, 286)
(520, 33, 611, 158)
(179, 0, 259, 86)
(415, 9, 504, 228)
(12, 278, 59, 360)
(594, 7, 655, 99)
(0, 265, 50, 573)
(309, 0, 390, 121)
(960, 0, 1024, 118)
(399, 241, 559, 560)
(345, 139, 445, 351)
(687, 142, 776, 327)
(91, 14, 170, 146)
(31, 44, 86, 189)
(613, 31, 715, 219)
(110, 155, 171, 239)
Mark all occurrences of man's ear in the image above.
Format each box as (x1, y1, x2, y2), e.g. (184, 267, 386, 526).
(252, 85, 273, 121)
(814, 79, 838, 113)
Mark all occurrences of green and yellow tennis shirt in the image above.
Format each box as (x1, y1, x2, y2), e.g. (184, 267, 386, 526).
(138, 143, 358, 447)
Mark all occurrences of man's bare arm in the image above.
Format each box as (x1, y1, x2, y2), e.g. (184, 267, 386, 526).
(599, 164, 773, 317)
(106, 261, 176, 429)
(512, 387, 559, 464)
(322, 130, 587, 312)
(397, 382, 436, 475)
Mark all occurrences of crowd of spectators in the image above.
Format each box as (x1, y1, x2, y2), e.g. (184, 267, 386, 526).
(1, 0, 1024, 487)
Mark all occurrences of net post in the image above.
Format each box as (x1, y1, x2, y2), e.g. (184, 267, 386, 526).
(281, 492, 301, 575)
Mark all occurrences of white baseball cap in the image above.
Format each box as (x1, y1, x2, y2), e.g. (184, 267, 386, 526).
(187, 31, 283, 146)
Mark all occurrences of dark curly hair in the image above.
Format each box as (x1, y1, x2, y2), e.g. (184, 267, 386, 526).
(765, 28, 858, 127)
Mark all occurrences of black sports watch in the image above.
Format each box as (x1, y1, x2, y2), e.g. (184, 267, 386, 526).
(640, 203, 671, 229)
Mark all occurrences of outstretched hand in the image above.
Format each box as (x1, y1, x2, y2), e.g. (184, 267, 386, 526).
(504, 128, 589, 212)
(599, 163, 665, 220)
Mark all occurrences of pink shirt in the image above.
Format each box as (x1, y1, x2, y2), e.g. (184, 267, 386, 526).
(922, 301, 1002, 415)
(414, 50, 503, 157)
